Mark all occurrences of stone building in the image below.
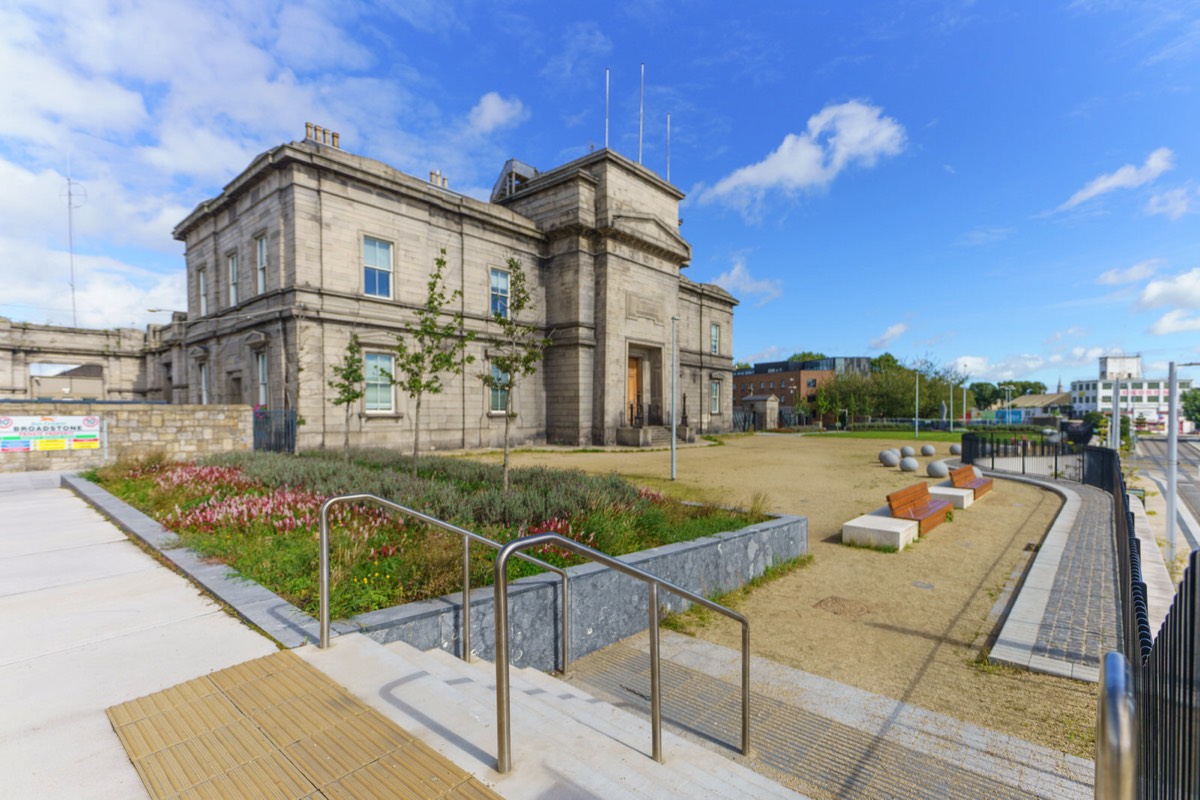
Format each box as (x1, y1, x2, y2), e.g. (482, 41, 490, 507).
(0, 318, 156, 401)
(168, 128, 737, 450)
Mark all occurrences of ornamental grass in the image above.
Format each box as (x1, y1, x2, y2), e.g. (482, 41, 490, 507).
(90, 450, 764, 619)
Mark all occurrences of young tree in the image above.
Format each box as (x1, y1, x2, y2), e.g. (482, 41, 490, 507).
(479, 258, 552, 492)
(392, 250, 475, 478)
(1182, 388, 1200, 426)
(327, 333, 364, 459)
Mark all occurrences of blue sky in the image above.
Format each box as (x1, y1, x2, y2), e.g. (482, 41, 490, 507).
(2, 0, 1200, 387)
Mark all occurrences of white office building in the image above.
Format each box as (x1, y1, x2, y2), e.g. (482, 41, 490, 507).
(1070, 356, 1193, 432)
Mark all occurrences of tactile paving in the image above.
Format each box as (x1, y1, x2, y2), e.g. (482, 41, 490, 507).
(107, 650, 504, 799)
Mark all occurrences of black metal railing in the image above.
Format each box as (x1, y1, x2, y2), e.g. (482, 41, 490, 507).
(1088, 444, 1199, 798)
(253, 408, 296, 453)
(960, 432, 1084, 481)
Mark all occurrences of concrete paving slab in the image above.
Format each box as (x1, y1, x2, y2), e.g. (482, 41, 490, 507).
(0, 475, 277, 798)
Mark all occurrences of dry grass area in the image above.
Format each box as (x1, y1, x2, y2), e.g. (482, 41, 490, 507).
(468, 433, 1099, 758)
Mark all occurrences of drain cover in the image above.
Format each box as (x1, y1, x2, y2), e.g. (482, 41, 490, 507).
(813, 596, 871, 617)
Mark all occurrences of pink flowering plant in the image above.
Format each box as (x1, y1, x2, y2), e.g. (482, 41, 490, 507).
(89, 450, 765, 618)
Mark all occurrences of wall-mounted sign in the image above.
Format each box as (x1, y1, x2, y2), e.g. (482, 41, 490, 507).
(0, 416, 101, 453)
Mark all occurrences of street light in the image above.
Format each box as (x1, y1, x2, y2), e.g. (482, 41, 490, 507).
(1167, 361, 1200, 566)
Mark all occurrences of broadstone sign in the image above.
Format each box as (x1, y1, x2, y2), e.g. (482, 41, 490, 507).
(0, 415, 102, 453)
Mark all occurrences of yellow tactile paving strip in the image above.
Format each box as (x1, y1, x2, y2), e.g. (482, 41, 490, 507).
(106, 649, 504, 800)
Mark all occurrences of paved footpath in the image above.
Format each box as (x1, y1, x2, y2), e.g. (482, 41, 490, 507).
(0, 472, 276, 798)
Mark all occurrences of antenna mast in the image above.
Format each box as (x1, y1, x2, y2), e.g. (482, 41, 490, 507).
(605, 68, 610, 149)
(63, 158, 86, 327)
(666, 113, 671, 182)
(638, 63, 645, 164)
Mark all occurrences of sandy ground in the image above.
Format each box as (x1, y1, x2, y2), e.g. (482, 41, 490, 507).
(469, 433, 1098, 758)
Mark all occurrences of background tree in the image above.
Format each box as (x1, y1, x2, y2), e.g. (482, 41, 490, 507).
(327, 333, 364, 459)
(814, 384, 834, 427)
(733, 360, 752, 370)
(392, 249, 475, 478)
(1182, 388, 1200, 426)
(788, 350, 826, 363)
(479, 258, 552, 492)
(998, 380, 1047, 397)
(969, 382, 1000, 410)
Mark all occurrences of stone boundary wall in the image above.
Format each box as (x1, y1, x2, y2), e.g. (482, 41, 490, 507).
(64, 474, 808, 669)
(1, 402, 252, 472)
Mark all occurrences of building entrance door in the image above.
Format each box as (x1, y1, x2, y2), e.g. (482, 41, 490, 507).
(627, 357, 641, 424)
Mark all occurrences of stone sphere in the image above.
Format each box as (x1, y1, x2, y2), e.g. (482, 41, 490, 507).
(927, 460, 949, 478)
(899, 456, 919, 472)
(879, 450, 900, 467)
(900, 446, 916, 457)
(920, 444, 936, 456)
(950, 443, 962, 455)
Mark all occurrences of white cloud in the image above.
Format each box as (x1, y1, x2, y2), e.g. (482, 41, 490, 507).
(1044, 326, 1087, 344)
(709, 259, 783, 306)
(1057, 147, 1174, 211)
(698, 100, 905, 213)
(1139, 268, 1200, 309)
(955, 226, 1013, 247)
(869, 322, 908, 349)
(1097, 258, 1162, 285)
(541, 22, 612, 81)
(1148, 309, 1200, 335)
(1146, 186, 1196, 220)
(467, 92, 528, 135)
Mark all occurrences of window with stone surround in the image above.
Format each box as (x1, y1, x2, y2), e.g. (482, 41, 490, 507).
(198, 268, 208, 315)
(710, 379, 720, 414)
(227, 252, 239, 305)
(364, 353, 394, 412)
(710, 323, 720, 355)
(256, 235, 267, 294)
(255, 351, 268, 406)
(489, 364, 509, 413)
(198, 363, 209, 405)
(363, 236, 392, 298)
(490, 268, 510, 319)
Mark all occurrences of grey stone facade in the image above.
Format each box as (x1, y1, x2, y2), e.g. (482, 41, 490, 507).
(169, 133, 737, 449)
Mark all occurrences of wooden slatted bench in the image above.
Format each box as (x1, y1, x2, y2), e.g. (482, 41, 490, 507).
(950, 464, 994, 499)
(887, 483, 952, 534)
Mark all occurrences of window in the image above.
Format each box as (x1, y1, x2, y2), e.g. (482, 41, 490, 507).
(198, 363, 209, 405)
(363, 237, 393, 298)
(490, 364, 510, 412)
(198, 268, 208, 316)
(227, 253, 239, 305)
(710, 323, 720, 355)
(256, 236, 267, 294)
(255, 351, 268, 406)
(807, 378, 817, 388)
(364, 353, 394, 412)
(769, 381, 774, 390)
(490, 268, 510, 319)
(710, 380, 721, 414)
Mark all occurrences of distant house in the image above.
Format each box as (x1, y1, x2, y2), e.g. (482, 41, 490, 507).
(996, 392, 1073, 424)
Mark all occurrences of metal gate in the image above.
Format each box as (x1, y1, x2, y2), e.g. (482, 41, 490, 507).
(253, 409, 296, 453)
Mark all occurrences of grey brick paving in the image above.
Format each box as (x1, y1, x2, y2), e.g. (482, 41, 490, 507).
(1030, 482, 1122, 668)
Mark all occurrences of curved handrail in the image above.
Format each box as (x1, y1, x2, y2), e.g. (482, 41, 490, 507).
(1095, 651, 1136, 800)
(492, 532, 751, 773)
(318, 494, 570, 673)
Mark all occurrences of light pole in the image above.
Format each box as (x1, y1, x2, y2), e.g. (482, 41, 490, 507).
(1003, 386, 1012, 425)
(914, 372, 920, 439)
(670, 316, 678, 481)
(1167, 361, 1200, 566)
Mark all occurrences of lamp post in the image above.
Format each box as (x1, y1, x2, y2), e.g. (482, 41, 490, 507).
(1003, 386, 1012, 426)
(1167, 361, 1200, 566)
(670, 316, 678, 481)
(914, 372, 920, 439)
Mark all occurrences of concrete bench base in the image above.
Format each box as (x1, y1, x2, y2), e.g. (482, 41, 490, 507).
(842, 507, 919, 551)
(930, 485, 974, 509)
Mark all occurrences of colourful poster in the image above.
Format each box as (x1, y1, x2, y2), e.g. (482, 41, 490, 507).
(0, 416, 102, 453)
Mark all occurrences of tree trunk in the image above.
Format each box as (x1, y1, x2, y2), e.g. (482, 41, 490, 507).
(411, 393, 422, 479)
(502, 387, 512, 493)
(343, 406, 351, 461)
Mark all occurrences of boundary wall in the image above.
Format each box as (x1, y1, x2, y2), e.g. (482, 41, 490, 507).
(0, 402, 252, 472)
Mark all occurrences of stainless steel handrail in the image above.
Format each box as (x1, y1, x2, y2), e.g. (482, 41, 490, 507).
(1095, 651, 1136, 800)
(318, 494, 570, 673)
(492, 532, 751, 773)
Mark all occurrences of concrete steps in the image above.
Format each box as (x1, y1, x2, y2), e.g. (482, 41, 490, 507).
(295, 632, 804, 799)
